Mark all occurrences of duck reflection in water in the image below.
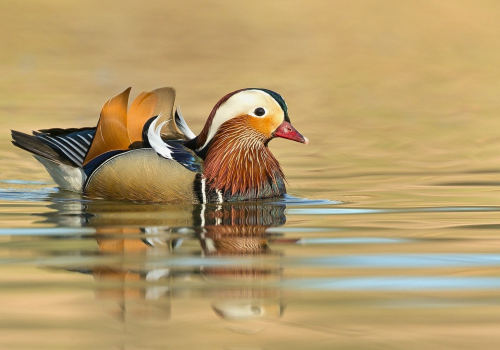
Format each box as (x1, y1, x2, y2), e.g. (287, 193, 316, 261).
(41, 197, 290, 323)
(200, 204, 286, 320)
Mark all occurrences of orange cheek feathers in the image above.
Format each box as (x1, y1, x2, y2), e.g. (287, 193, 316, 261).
(245, 114, 282, 138)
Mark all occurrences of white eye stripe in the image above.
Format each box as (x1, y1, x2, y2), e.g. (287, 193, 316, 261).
(197, 89, 283, 151)
(249, 107, 268, 118)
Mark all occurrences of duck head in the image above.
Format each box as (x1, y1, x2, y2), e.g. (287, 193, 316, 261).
(190, 88, 308, 152)
(185, 88, 308, 202)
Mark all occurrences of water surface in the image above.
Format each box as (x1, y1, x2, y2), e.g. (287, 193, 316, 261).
(3, 1, 500, 349)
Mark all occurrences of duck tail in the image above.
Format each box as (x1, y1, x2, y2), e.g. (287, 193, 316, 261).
(11, 129, 87, 192)
(11, 130, 71, 165)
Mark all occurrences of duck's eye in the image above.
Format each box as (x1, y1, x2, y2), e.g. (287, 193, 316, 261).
(253, 107, 266, 117)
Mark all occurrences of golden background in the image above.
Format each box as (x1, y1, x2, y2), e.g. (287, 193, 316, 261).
(2, 1, 500, 349)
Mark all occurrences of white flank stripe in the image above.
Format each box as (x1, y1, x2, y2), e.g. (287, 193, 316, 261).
(201, 177, 207, 204)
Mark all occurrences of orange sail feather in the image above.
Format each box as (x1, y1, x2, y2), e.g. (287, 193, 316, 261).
(127, 91, 158, 143)
(84, 88, 132, 165)
(84, 87, 181, 165)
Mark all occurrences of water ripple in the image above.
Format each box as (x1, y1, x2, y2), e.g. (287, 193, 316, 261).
(282, 277, 500, 291)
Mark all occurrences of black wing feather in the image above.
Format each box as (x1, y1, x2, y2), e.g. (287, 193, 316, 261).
(12, 127, 96, 167)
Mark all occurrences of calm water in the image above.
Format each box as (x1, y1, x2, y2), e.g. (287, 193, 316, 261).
(2, 175, 500, 350)
(3, 1, 500, 349)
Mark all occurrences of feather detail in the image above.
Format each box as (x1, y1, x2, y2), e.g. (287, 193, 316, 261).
(132, 87, 186, 140)
(174, 106, 196, 140)
(11, 130, 73, 165)
(203, 116, 286, 201)
(127, 91, 157, 143)
(84, 149, 199, 203)
(84, 88, 132, 165)
(147, 114, 173, 159)
(34, 156, 85, 192)
(84, 87, 183, 165)
(128, 87, 182, 143)
(150, 87, 176, 129)
(144, 115, 204, 173)
(186, 89, 245, 151)
(12, 128, 95, 167)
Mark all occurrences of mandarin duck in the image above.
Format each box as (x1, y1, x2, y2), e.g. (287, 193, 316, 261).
(11, 87, 308, 203)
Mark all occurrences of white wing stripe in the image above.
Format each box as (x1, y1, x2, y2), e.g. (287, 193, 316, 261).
(77, 134, 91, 145)
(40, 136, 83, 165)
(66, 136, 87, 152)
(148, 115, 173, 159)
(174, 106, 196, 140)
(56, 136, 86, 157)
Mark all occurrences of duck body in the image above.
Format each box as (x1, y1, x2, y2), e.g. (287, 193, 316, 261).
(12, 87, 307, 203)
(84, 148, 201, 203)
